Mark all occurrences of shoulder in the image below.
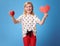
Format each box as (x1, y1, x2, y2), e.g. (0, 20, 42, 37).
(33, 14, 38, 18)
(18, 14, 24, 18)
(33, 14, 40, 20)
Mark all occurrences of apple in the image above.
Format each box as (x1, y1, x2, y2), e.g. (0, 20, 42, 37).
(9, 10, 15, 16)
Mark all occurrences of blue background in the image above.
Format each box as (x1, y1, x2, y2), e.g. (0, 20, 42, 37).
(0, 0, 60, 46)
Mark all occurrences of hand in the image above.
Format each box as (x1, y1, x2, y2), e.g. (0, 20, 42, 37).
(9, 10, 15, 17)
(44, 13, 48, 18)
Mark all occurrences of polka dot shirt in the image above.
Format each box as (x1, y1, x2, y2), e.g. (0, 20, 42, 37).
(16, 14, 40, 37)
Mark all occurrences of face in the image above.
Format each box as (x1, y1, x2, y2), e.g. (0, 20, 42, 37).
(24, 4, 33, 14)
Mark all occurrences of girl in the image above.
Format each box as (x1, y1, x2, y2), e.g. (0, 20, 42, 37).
(10, 2, 48, 46)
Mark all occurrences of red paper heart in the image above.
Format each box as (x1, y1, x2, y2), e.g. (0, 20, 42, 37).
(45, 5, 50, 11)
(40, 5, 50, 13)
(9, 10, 15, 16)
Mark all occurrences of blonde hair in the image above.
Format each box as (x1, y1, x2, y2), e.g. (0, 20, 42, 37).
(23, 2, 34, 16)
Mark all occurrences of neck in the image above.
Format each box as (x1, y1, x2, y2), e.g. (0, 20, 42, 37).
(26, 13, 31, 15)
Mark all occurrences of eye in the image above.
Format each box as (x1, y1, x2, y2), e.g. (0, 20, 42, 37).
(29, 5, 32, 7)
(25, 6, 28, 8)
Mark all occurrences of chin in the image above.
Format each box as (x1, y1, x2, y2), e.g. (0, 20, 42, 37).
(27, 11, 32, 14)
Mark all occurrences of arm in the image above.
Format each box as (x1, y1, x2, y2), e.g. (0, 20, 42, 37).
(39, 13, 48, 25)
(11, 16, 19, 24)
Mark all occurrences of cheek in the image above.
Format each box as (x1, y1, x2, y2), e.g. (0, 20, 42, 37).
(24, 7, 27, 11)
(30, 7, 33, 10)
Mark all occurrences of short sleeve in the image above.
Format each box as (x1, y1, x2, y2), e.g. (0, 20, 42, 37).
(16, 15, 23, 23)
(34, 15, 41, 24)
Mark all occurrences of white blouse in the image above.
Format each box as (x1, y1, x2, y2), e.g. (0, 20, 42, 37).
(16, 14, 40, 37)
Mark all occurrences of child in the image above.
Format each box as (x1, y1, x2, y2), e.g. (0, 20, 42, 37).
(10, 2, 48, 46)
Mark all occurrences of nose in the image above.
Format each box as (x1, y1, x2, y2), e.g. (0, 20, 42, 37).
(27, 6, 31, 10)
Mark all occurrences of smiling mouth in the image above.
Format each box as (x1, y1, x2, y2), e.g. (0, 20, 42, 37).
(28, 9, 32, 11)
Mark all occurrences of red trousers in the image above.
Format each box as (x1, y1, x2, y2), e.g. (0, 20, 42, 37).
(23, 34, 36, 46)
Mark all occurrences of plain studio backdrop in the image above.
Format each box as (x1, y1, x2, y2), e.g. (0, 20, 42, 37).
(0, 0, 60, 46)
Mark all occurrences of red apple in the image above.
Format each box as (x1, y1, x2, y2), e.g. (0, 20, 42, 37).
(9, 10, 15, 16)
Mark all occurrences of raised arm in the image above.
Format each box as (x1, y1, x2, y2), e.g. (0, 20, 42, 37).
(9, 10, 20, 24)
(11, 16, 19, 24)
(39, 13, 48, 25)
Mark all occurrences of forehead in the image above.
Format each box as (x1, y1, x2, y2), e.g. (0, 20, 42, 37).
(25, 4, 32, 7)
